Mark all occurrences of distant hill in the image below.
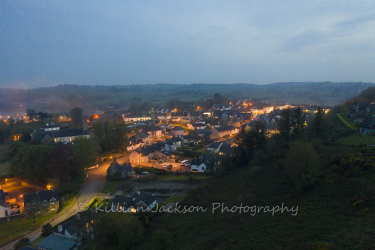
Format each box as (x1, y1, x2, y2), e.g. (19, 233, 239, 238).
(328, 86, 375, 116)
(0, 82, 373, 115)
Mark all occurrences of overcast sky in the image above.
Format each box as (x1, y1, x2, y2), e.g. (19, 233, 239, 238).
(1, 1, 374, 88)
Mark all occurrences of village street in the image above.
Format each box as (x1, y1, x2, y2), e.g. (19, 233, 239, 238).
(1, 155, 129, 250)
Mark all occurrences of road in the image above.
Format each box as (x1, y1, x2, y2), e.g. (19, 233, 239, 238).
(1, 155, 129, 250)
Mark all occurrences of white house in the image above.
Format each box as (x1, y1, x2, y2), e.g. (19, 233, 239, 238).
(191, 154, 218, 173)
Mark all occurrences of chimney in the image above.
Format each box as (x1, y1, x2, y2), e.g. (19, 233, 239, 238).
(58, 225, 63, 233)
(113, 158, 117, 163)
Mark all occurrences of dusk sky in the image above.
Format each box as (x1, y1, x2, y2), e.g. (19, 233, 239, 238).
(1, 1, 374, 88)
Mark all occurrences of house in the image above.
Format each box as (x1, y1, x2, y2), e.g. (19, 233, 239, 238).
(23, 190, 59, 217)
(54, 221, 78, 241)
(126, 139, 144, 151)
(253, 114, 270, 125)
(207, 141, 231, 154)
(218, 143, 234, 156)
(171, 112, 190, 122)
(189, 111, 203, 120)
(191, 154, 218, 173)
(243, 121, 257, 132)
(134, 131, 151, 145)
(129, 144, 169, 164)
(227, 118, 241, 128)
(187, 123, 206, 130)
(107, 159, 133, 179)
(206, 120, 220, 128)
(111, 190, 157, 212)
(165, 136, 184, 151)
(37, 234, 78, 250)
(143, 126, 162, 138)
(159, 124, 173, 131)
(170, 126, 185, 137)
(265, 124, 278, 136)
(0, 189, 20, 218)
(41, 123, 60, 131)
(130, 150, 151, 164)
(212, 104, 232, 111)
(52, 129, 90, 143)
(31, 129, 90, 144)
(0, 189, 9, 218)
(211, 126, 239, 139)
(123, 114, 152, 122)
(183, 135, 199, 145)
(196, 128, 211, 138)
(54, 215, 94, 242)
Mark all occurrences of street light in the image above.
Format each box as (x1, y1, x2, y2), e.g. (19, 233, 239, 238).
(5, 179, 7, 185)
(139, 153, 142, 164)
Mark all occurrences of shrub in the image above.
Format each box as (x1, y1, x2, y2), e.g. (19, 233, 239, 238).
(14, 237, 30, 249)
(41, 223, 54, 237)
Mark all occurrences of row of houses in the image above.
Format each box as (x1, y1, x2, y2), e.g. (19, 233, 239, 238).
(0, 188, 59, 219)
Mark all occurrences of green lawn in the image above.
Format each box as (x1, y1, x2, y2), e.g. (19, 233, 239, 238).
(336, 113, 357, 130)
(156, 175, 210, 181)
(165, 195, 185, 204)
(0, 160, 12, 179)
(100, 180, 123, 194)
(0, 213, 56, 246)
(195, 148, 208, 154)
(340, 133, 375, 145)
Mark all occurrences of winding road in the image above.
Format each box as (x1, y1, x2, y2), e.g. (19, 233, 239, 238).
(1, 155, 129, 250)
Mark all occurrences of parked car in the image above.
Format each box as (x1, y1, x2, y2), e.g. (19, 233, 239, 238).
(180, 160, 189, 166)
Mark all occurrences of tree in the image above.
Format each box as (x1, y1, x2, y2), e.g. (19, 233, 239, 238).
(284, 140, 321, 193)
(41, 223, 54, 237)
(37, 112, 51, 122)
(93, 120, 127, 152)
(26, 109, 37, 121)
(309, 106, 328, 138)
(292, 106, 306, 139)
(14, 237, 30, 249)
(11, 145, 52, 181)
(234, 121, 266, 167)
(277, 108, 292, 146)
(70, 107, 82, 128)
(73, 137, 97, 170)
(45, 144, 75, 181)
(94, 213, 145, 248)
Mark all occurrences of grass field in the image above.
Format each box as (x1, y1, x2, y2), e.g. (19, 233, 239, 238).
(165, 195, 185, 204)
(156, 175, 210, 181)
(340, 133, 375, 145)
(336, 113, 357, 130)
(0, 160, 11, 179)
(100, 180, 124, 194)
(0, 213, 55, 246)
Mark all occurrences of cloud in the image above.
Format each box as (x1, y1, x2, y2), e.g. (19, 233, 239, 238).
(281, 29, 331, 52)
